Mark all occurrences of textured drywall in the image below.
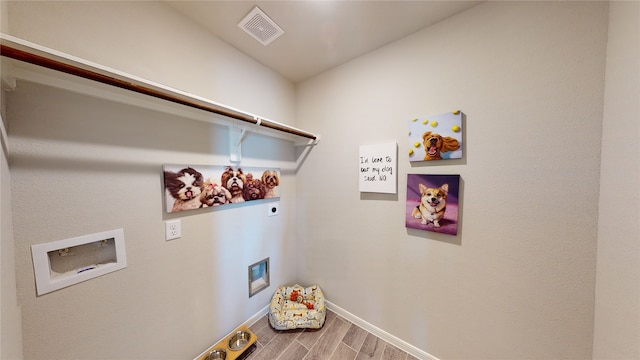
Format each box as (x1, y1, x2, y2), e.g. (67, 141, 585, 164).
(1, 108, 24, 359)
(593, 1, 640, 358)
(2, 0, 24, 347)
(6, 0, 295, 126)
(1, 1, 7, 33)
(296, 2, 608, 359)
(8, 80, 298, 360)
(6, 1, 299, 359)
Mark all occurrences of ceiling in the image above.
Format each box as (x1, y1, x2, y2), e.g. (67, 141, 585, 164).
(164, 1, 483, 83)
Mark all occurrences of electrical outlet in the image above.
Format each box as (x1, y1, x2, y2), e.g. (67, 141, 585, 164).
(165, 220, 181, 241)
(268, 202, 280, 217)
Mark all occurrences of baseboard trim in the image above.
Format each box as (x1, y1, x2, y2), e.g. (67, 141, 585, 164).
(240, 301, 439, 360)
(245, 304, 270, 327)
(326, 300, 440, 360)
(195, 306, 270, 360)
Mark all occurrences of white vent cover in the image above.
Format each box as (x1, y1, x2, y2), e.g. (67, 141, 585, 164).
(238, 6, 284, 46)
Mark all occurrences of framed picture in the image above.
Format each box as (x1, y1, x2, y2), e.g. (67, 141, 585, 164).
(408, 111, 463, 162)
(248, 258, 270, 297)
(406, 174, 461, 235)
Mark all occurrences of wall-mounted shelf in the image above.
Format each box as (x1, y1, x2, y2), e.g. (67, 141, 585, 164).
(0, 33, 319, 147)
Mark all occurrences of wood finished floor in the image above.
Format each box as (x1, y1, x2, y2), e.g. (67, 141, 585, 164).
(246, 310, 419, 360)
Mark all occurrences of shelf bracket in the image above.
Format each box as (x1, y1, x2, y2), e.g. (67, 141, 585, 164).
(294, 135, 321, 147)
(1, 61, 16, 91)
(229, 126, 244, 163)
(0, 34, 320, 143)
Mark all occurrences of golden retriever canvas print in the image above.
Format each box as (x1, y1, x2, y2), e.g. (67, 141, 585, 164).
(406, 174, 460, 235)
(408, 111, 462, 162)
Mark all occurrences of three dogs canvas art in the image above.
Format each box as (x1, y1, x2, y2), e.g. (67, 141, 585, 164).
(163, 165, 281, 213)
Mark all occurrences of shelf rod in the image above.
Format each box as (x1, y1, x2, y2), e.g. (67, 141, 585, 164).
(0, 39, 317, 141)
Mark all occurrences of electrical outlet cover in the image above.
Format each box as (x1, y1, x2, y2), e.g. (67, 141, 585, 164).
(165, 220, 181, 240)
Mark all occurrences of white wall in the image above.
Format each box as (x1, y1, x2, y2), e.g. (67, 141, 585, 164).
(7, 0, 295, 125)
(593, 2, 640, 359)
(5, 1, 299, 359)
(296, 2, 608, 359)
(1, 98, 24, 360)
(0, 0, 8, 33)
(5, 1, 638, 359)
(1, 0, 25, 356)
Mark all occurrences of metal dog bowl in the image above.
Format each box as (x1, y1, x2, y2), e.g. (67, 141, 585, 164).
(204, 349, 226, 360)
(228, 330, 251, 351)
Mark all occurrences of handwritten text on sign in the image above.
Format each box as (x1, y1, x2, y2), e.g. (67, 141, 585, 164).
(359, 142, 397, 193)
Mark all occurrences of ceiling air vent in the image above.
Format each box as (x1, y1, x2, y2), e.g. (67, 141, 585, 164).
(238, 6, 284, 46)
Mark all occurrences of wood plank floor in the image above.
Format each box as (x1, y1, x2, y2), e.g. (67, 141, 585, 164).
(246, 310, 419, 360)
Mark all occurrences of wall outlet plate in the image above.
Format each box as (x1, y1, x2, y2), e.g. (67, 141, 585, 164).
(165, 220, 181, 240)
(268, 202, 280, 217)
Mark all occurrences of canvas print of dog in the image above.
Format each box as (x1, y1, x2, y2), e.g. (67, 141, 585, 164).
(420, 132, 460, 161)
(199, 178, 232, 207)
(406, 174, 460, 235)
(163, 167, 204, 212)
(261, 170, 280, 198)
(411, 183, 449, 228)
(221, 166, 247, 203)
(408, 111, 462, 162)
(163, 165, 281, 213)
(243, 173, 266, 201)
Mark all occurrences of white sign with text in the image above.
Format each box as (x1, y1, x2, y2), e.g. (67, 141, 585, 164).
(359, 142, 397, 194)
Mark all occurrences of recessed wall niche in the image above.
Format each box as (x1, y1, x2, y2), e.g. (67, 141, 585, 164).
(31, 229, 127, 295)
(248, 257, 269, 297)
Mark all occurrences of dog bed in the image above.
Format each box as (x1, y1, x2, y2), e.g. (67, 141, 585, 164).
(268, 284, 326, 330)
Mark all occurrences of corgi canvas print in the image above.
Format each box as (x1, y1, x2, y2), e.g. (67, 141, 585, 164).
(408, 111, 462, 162)
(406, 174, 461, 235)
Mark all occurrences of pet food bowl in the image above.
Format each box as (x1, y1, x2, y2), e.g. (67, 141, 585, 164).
(204, 349, 226, 360)
(228, 330, 251, 351)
